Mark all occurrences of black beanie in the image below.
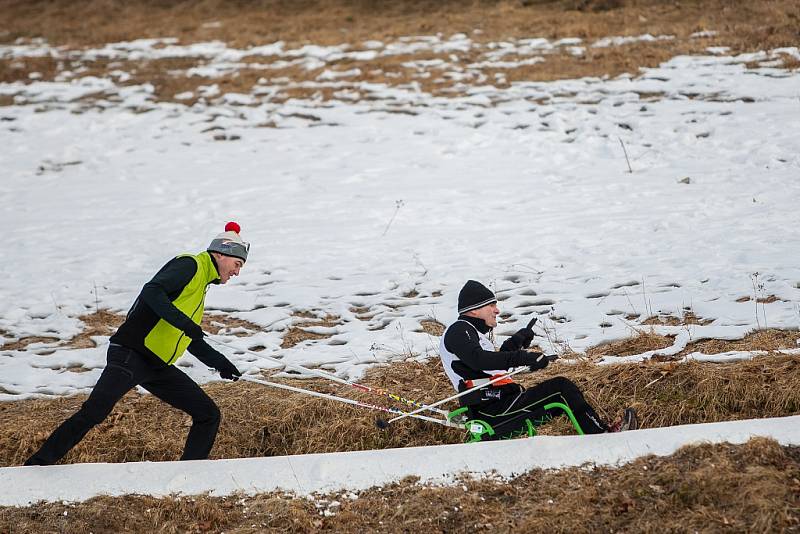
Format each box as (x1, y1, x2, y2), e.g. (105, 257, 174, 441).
(457, 280, 497, 314)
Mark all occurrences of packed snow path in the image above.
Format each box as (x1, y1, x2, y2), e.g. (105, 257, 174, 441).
(2, 416, 799, 507)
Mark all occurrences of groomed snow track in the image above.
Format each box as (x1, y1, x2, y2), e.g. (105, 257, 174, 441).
(2, 415, 799, 507)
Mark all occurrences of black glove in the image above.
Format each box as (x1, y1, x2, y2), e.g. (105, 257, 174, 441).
(500, 317, 538, 351)
(184, 322, 205, 341)
(509, 327, 535, 350)
(216, 358, 242, 381)
(526, 352, 549, 371)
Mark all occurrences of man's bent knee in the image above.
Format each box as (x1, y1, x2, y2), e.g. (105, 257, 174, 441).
(550, 375, 579, 393)
(75, 395, 118, 427)
(194, 401, 221, 427)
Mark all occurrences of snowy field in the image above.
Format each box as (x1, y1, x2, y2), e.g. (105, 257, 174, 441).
(1, 36, 800, 402)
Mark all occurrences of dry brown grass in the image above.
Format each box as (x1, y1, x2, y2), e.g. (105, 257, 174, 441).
(2, 0, 799, 104)
(641, 310, 712, 326)
(0, 310, 261, 352)
(3, 0, 799, 51)
(0, 334, 61, 351)
(585, 327, 798, 362)
(585, 329, 674, 358)
(349, 305, 373, 321)
(782, 55, 800, 70)
(201, 312, 262, 336)
(1, 438, 798, 532)
(569, 356, 799, 428)
(0, 55, 61, 83)
(419, 319, 445, 336)
(0, 370, 456, 467)
(280, 312, 341, 348)
(0, 310, 123, 351)
(3, 350, 800, 467)
(69, 310, 125, 348)
(678, 328, 800, 357)
(738, 294, 784, 303)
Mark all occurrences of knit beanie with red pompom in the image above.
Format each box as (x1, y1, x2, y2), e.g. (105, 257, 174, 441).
(207, 222, 249, 262)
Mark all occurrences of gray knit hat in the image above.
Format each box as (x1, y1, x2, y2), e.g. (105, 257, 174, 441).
(207, 222, 249, 262)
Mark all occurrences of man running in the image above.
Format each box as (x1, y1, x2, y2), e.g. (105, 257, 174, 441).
(25, 222, 248, 465)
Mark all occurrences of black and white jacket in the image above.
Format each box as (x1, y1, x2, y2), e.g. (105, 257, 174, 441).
(438, 315, 533, 398)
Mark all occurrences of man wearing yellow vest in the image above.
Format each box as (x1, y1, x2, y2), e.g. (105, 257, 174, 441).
(25, 223, 248, 466)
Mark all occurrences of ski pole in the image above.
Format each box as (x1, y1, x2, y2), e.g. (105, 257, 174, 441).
(384, 366, 530, 425)
(239, 375, 463, 428)
(346, 381, 448, 416)
(206, 336, 449, 416)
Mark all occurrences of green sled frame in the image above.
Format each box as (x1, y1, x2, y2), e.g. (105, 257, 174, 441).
(447, 402, 585, 443)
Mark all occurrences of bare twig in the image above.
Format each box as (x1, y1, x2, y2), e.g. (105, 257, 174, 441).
(750, 272, 767, 329)
(619, 137, 633, 173)
(381, 199, 405, 237)
(622, 287, 638, 317)
(641, 276, 653, 318)
(412, 252, 428, 277)
(50, 292, 62, 315)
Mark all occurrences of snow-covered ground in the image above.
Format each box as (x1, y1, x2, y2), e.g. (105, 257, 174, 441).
(1, 36, 799, 405)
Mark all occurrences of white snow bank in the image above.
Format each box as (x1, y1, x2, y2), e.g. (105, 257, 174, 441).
(3, 415, 799, 507)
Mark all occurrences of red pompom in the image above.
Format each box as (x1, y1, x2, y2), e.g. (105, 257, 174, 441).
(225, 221, 241, 234)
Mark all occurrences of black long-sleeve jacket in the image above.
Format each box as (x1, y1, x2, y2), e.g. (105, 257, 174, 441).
(442, 315, 533, 375)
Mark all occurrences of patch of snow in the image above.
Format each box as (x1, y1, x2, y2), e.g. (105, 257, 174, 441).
(691, 30, 718, 38)
(592, 34, 675, 48)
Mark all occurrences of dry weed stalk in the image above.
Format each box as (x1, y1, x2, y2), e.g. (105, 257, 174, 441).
(618, 136, 633, 173)
(381, 199, 405, 237)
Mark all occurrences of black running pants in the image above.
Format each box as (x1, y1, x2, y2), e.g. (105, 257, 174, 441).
(25, 344, 220, 465)
(474, 376, 608, 436)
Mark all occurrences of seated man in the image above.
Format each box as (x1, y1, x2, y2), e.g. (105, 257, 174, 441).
(440, 280, 637, 440)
